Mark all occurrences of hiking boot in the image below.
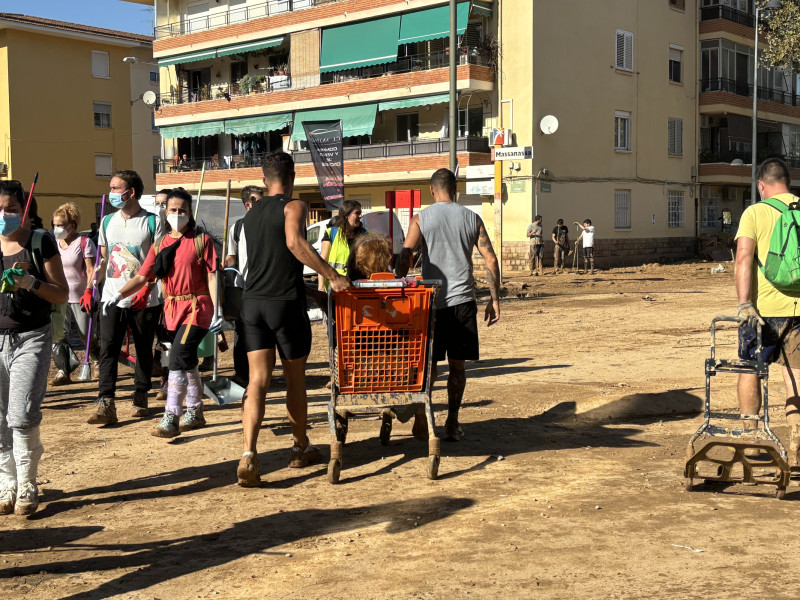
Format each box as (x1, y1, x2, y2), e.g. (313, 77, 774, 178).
(50, 369, 71, 386)
(237, 452, 260, 487)
(131, 391, 149, 418)
(444, 420, 464, 442)
(0, 486, 15, 515)
(289, 441, 323, 468)
(151, 412, 180, 438)
(14, 481, 39, 516)
(155, 378, 168, 402)
(179, 407, 206, 432)
(87, 397, 117, 425)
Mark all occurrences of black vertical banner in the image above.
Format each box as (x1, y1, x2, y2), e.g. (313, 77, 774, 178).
(303, 120, 344, 211)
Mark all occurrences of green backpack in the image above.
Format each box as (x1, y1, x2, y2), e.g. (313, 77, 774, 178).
(760, 196, 800, 291)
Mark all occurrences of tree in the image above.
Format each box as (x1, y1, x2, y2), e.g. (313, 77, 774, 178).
(759, 0, 800, 70)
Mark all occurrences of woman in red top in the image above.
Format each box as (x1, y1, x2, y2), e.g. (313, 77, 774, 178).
(107, 188, 220, 438)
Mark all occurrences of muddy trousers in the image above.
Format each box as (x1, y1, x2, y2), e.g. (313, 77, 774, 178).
(164, 324, 207, 416)
(554, 246, 567, 270)
(0, 325, 49, 492)
(530, 245, 543, 274)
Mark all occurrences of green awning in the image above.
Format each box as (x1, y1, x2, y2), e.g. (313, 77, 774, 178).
(378, 93, 451, 112)
(158, 48, 217, 67)
(398, 2, 470, 44)
(217, 37, 284, 58)
(320, 16, 401, 73)
(291, 104, 377, 142)
(225, 113, 292, 136)
(159, 120, 225, 139)
(472, 1, 493, 17)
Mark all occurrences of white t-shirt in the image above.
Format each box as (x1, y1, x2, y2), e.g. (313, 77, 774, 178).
(227, 218, 248, 288)
(582, 225, 595, 248)
(98, 208, 163, 308)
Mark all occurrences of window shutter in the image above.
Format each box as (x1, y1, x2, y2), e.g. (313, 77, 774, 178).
(95, 154, 112, 177)
(616, 31, 626, 69)
(91, 51, 109, 78)
(624, 32, 633, 71)
(668, 118, 683, 156)
(676, 119, 683, 155)
(614, 190, 631, 230)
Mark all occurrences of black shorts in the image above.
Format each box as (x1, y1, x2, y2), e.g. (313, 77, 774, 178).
(166, 324, 209, 371)
(433, 301, 479, 362)
(583, 246, 594, 259)
(738, 316, 800, 367)
(240, 297, 311, 360)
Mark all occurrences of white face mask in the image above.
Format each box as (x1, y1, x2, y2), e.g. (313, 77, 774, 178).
(167, 213, 189, 231)
(53, 226, 69, 240)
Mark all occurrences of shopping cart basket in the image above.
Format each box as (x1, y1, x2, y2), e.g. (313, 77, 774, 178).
(326, 275, 441, 483)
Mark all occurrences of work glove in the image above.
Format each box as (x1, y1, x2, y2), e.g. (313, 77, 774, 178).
(738, 301, 765, 329)
(102, 292, 122, 317)
(11, 271, 36, 291)
(129, 286, 150, 311)
(209, 309, 224, 335)
(79, 288, 96, 313)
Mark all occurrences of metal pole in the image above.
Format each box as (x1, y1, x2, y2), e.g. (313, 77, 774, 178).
(449, 0, 457, 172)
(751, 7, 759, 205)
(531, 1, 535, 221)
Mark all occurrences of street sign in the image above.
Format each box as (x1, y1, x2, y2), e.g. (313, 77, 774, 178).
(510, 180, 526, 193)
(540, 180, 551, 193)
(465, 165, 495, 179)
(466, 179, 494, 195)
(491, 146, 533, 161)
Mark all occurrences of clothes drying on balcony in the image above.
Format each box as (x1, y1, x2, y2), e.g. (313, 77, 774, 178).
(291, 105, 378, 142)
(158, 36, 285, 67)
(378, 93, 451, 112)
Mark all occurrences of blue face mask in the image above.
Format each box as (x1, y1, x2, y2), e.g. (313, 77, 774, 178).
(0, 212, 21, 236)
(109, 191, 128, 209)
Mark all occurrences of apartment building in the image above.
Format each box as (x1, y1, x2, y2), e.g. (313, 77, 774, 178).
(698, 0, 800, 235)
(150, 0, 494, 230)
(0, 13, 160, 223)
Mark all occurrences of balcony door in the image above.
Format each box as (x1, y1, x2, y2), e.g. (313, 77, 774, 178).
(734, 51, 749, 95)
(397, 113, 419, 142)
(189, 68, 211, 101)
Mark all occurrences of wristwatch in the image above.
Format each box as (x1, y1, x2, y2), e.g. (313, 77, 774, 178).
(32, 278, 41, 292)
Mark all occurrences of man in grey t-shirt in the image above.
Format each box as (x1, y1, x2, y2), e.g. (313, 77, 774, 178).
(526, 215, 543, 276)
(396, 168, 500, 441)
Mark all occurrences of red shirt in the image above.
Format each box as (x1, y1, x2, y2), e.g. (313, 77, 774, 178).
(140, 230, 217, 331)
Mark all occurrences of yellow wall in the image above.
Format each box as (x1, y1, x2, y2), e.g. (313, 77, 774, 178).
(2, 28, 157, 228)
(0, 31, 10, 175)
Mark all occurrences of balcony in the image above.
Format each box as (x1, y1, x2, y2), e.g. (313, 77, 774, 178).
(158, 136, 489, 174)
(154, 0, 326, 39)
(160, 75, 291, 106)
(700, 3, 754, 27)
(700, 78, 800, 106)
(699, 149, 800, 169)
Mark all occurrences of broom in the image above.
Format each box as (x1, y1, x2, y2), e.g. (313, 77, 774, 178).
(76, 194, 106, 381)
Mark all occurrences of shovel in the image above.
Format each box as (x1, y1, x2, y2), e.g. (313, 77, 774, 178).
(77, 194, 107, 382)
(203, 179, 245, 405)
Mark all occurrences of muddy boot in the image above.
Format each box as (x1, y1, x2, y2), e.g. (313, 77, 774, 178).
(12, 427, 43, 516)
(131, 390, 149, 418)
(0, 427, 16, 515)
(179, 407, 206, 432)
(237, 452, 260, 487)
(87, 397, 117, 425)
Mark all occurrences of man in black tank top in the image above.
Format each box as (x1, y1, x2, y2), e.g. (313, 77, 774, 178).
(236, 151, 349, 488)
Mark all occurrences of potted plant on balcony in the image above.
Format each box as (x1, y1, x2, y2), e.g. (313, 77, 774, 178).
(277, 63, 288, 76)
(238, 74, 254, 95)
(477, 35, 500, 74)
(255, 75, 267, 92)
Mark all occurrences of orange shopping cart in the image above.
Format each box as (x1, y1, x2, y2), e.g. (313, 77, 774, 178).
(326, 275, 441, 483)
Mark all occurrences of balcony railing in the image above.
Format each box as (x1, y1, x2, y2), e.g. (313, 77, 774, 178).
(700, 78, 800, 106)
(700, 3, 754, 27)
(154, 0, 333, 39)
(699, 149, 800, 168)
(160, 74, 291, 106)
(320, 47, 489, 85)
(157, 137, 490, 174)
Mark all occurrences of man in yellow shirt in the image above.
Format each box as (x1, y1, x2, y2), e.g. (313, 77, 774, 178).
(735, 158, 800, 466)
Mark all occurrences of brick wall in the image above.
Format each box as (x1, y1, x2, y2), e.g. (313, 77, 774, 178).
(157, 64, 492, 123)
(472, 238, 699, 272)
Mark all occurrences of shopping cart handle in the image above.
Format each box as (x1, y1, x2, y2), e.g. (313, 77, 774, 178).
(711, 315, 746, 326)
(350, 278, 442, 289)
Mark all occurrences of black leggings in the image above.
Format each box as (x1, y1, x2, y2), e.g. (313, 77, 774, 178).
(167, 324, 209, 371)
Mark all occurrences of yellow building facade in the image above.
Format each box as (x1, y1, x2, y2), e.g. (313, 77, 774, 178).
(0, 14, 160, 226)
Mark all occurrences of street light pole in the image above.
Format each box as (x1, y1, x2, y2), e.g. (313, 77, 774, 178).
(449, 0, 457, 172)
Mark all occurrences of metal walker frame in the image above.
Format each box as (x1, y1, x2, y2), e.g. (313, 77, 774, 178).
(684, 316, 790, 498)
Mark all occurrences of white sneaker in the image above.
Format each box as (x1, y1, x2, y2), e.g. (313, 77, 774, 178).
(14, 481, 39, 516)
(0, 485, 15, 515)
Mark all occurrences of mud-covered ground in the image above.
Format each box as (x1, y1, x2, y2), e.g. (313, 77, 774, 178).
(3, 261, 799, 600)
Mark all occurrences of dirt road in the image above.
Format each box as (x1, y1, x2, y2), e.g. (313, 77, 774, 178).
(3, 262, 798, 600)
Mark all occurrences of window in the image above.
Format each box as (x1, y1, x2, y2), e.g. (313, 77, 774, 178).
(701, 189, 721, 227)
(668, 190, 685, 228)
(788, 124, 800, 159)
(458, 107, 484, 137)
(397, 113, 419, 142)
(151, 112, 158, 132)
(615, 29, 633, 71)
(668, 117, 683, 156)
(669, 0, 686, 10)
(669, 45, 682, 83)
(153, 156, 160, 180)
(150, 71, 159, 85)
(614, 190, 631, 230)
(614, 111, 631, 151)
(95, 154, 112, 178)
(92, 50, 109, 78)
(347, 194, 372, 213)
(93, 102, 111, 128)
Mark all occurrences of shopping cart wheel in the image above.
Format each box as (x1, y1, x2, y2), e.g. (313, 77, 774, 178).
(684, 478, 693, 492)
(328, 459, 342, 484)
(777, 487, 786, 500)
(427, 455, 440, 480)
(334, 413, 348, 444)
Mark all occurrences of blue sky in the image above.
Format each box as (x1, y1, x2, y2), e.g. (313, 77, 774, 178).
(0, 0, 154, 36)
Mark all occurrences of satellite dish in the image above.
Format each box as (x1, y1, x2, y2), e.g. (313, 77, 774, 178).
(142, 91, 157, 106)
(540, 115, 559, 135)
